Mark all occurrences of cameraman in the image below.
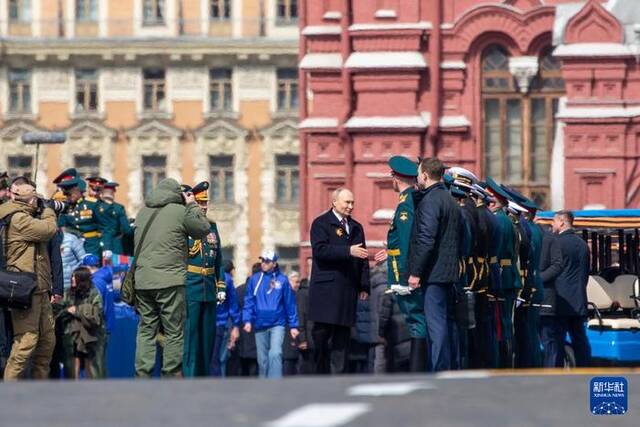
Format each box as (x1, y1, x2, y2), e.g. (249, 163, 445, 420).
(133, 178, 209, 377)
(0, 177, 58, 380)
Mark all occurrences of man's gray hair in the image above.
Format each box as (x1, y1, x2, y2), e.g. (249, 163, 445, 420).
(288, 271, 300, 279)
(331, 187, 352, 202)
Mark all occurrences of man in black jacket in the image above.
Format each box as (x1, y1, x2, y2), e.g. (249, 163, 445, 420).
(309, 188, 370, 375)
(408, 158, 461, 372)
(539, 226, 563, 367)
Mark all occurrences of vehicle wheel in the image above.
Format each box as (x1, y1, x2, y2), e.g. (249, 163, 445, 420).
(564, 344, 576, 368)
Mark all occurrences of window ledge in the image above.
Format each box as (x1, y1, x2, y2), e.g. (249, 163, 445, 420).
(205, 110, 240, 120)
(142, 20, 167, 27)
(138, 111, 172, 121)
(275, 19, 299, 27)
(3, 112, 37, 121)
(273, 111, 299, 120)
(71, 111, 105, 121)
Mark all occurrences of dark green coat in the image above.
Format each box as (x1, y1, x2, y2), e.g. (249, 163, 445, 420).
(58, 197, 102, 257)
(494, 210, 521, 291)
(386, 188, 426, 338)
(96, 200, 133, 254)
(186, 222, 224, 302)
(527, 220, 544, 304)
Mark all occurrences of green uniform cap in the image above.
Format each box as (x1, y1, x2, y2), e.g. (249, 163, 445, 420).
(388, 155, 418, 178)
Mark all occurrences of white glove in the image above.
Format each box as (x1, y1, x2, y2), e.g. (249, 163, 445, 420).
(216, 291, 226, 304)
(390, 284, 412, 296)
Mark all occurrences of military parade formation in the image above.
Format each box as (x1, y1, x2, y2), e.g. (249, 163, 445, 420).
(380, 156, 550, 370)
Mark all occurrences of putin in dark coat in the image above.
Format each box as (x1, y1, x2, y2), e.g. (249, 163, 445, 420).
(309, 188, 370, 374)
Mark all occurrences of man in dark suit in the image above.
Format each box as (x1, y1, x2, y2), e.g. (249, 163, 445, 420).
(538, 226, 563, 367)
(551, 210, 591, 367)
(407, 158, 461, 372)
(309, 188, 370, 375)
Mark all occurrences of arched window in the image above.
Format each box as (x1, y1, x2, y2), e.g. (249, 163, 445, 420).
(481, 45, 564, 209)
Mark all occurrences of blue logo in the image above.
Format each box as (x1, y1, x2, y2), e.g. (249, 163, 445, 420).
(590, 377, 628, 415)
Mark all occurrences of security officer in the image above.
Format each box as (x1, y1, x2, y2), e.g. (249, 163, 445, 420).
(97, 182, 133, 254)
(183, 181, 226, 377)
(57, 177, 102, 257)
(375, 156, 427, 372)
(485, 178, 521, 368)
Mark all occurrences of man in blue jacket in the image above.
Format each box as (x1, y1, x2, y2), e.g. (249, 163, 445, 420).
(243, 251, 298, 378)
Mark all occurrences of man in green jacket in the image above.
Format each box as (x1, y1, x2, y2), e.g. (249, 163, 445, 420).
(133, 178, 210, 377)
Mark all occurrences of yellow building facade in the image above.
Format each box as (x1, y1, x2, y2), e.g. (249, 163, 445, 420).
(0, 0, 301, 281)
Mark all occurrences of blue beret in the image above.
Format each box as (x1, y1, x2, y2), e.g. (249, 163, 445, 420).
(388, 156, 418, 178)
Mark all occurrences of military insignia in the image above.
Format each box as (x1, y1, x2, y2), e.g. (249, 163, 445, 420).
(399, 212, 409, 221)
(99, 207, 104, 213)
(336, 228, 345, 237)
(399, 194, 408, 203)
(206, 232, 217, 246)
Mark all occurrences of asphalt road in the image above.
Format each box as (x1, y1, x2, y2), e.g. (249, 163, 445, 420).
(0, 370, 638, 426)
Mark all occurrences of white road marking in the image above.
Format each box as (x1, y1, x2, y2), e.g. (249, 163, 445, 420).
(436, 370, 491, 380)
(347, 381, 435, 397)
(265, 403, 371, 427)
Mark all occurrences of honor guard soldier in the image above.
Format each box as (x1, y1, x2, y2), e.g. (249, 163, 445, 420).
(376, 155, 427, 372)
(485, 178, 521, 368)
(183, 181, 226, 377)
(97, 182, 133, 255)
(57, 177, 103, 257)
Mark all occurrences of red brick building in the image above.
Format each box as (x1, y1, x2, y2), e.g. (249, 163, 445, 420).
(298, 0, 640, 275)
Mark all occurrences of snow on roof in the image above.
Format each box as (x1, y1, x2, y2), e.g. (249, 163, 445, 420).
(345, 115, 430, 129)
(299, 117, 339, 129)
(440, 116, 471, 128)
(556, 105, 640, 119)
(301, 25, 342, 36)
(345, 52, 427, 69)
(348, 22, 433, 32)
(300, 53, 343, 70)
(553, 43, 635, 57)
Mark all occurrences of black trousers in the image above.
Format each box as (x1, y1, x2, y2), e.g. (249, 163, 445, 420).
(312, 322, 350, 375)
(557, 316, 591, 367)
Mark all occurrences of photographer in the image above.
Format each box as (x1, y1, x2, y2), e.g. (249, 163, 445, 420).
(133, 178, 209, 377)
(0, 177, 58, 380)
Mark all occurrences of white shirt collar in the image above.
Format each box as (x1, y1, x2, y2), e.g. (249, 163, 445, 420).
(332, 209, 346, 223)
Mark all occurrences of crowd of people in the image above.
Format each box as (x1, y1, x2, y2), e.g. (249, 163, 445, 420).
(0, 154, 592, 381)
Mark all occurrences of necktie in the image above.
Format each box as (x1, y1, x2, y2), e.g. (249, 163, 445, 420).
(341, 217, 349, 235)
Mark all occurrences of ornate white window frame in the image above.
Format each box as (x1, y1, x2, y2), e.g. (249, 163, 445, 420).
(61, 119, 116, 180)
(194, 118, 249, 281)
(0, 120, 48, 191)
(259, 118, 300, 253)
(133, 0, 177, 37)
(125, 119, 183, 214)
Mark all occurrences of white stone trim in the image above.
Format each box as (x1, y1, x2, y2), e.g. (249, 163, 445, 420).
(440, 115, 471, 128)
(345, 115, 429, 129)
(194, 119, 249, 281)
(32, 0, 41, 37)
(441, 61, 466, 70)
(99, 0, 108, 37)
(349, 22, 432, 32)
(557, 106, 640, 119)
(64, 0, 74, 38)
(0, 1, 8, 35)
(550, 97, 566, 211)
(374, 9, 397, 19)
(323, 11, 341, 21)
(301, 25, 342, 36)
(0, 121, 48, 191)
(345, 52, 427, 69)
(300, 53, 343, 70)
(509, 56, 539, 94)
(299, 117, 339, 129)
(0, 67, 6, 114)
(553, 43, 635, 58)
(126, 120, 183, 214)
(133, 0, 177, 37)
(36, 67, 71, 102)
(266, 0, 299, 39)
(235, 66, 275, 110)
(259, 120, 300, 263)
(62, 121, 116, 182)
(373, 209, 395, 220)
(200, 0, 208, 35)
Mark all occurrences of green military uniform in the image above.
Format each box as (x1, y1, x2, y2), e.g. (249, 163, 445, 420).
(97, 200, 133, 254)
(58, 178, 102, 257)
(183, 182, 226, 377)
(387, 187, 426, 339)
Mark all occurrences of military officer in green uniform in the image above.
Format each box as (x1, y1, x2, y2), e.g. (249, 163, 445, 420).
(485, 178, 521, 369)
(57, 177, 103, 257)
(97, 182, 133, 254)
(183, 181, 226, 377)
(374, 156, 427, 372)
(86, 176, 107, 205)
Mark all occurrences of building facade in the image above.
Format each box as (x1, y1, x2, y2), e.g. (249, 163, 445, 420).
(298, 0, 640, 276)
(0, 0, 302, 281)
